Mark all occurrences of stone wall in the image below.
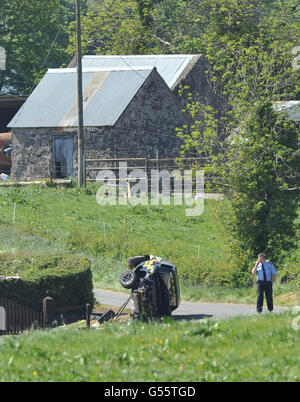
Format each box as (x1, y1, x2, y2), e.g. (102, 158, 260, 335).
(11, 127, 73, 180)
(11, 69, 186, 181)
(172, 55, 223, 110)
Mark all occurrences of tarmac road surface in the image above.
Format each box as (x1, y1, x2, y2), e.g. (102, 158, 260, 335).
(93, 289, 287, 320)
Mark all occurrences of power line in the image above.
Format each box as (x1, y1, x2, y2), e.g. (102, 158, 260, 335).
(28, 27, 63, 96)
(85, 9, 300, 25)
(116, 55, 148, 79)
(2, 2, 300, 127)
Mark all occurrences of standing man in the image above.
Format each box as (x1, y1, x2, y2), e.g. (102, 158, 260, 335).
(251, 253, 277, 313)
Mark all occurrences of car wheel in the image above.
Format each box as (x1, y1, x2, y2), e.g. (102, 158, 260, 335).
(119, 270, 136, 289)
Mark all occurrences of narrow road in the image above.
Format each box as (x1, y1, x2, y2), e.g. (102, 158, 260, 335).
(94, 289, 287, 320)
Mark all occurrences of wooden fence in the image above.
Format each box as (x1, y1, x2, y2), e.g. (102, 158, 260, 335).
(0, 298, 44, 335)
(0, 296, 91, 336)
(85, 156, 210, 183)
(84, 156, 215, 194)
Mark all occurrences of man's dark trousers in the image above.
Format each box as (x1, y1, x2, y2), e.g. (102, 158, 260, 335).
(257, 280, 273, 312)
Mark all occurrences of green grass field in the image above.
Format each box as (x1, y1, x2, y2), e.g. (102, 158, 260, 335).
(0, 312, 299, 382)
(0, 183, 299, 382)
(0, 183, 299, 305)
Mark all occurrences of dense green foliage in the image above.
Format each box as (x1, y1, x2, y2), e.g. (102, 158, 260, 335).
(226, 104, 300, 280)
(0, 252, 94, 307)
(66, 0, 300, 68)
(178, 102, 300, 285)
(0, 312, 299, 381)
(175, 1, 300, 278)
(0, 0, 88, 94)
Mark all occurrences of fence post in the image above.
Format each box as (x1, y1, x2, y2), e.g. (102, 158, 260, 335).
(127, 179, 131, 198)
(48, 161, 53, 182)
(12, 203, 16, 224)
(43, 297, 55, 328)
(86, 303, 91, 328)
(145, 158, 149, 195)
(83, 153, 86, 188)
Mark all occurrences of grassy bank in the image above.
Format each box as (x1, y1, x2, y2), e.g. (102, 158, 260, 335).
(0, 184, 299, 305)
(0, 311, 299, 382)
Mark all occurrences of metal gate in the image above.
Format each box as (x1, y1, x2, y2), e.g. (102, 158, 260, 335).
(0, 298, 44, 335)
(0, 297, 92, 336)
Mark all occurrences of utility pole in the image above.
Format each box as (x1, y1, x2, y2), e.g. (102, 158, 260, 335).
(75, 0, 85, 187)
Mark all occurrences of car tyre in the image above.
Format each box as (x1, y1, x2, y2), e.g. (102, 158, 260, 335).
(119, 270, 137, 289)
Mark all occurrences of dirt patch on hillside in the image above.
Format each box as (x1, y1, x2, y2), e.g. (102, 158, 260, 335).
(91, 304, 131, 325)
(275, 292, 300, 306)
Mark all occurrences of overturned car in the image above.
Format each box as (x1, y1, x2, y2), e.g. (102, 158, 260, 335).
(119, 255, 180, 321)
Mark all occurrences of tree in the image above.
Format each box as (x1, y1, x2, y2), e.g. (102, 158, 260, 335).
(149, 0, 207, 53)
(0, 0, 79, 95)
(66, 0, 211, 56)
(176, 0, 300, 284)
(226, 103, 300, 284)
(66, 0, 151, 56)
(202, 0, 300, 108)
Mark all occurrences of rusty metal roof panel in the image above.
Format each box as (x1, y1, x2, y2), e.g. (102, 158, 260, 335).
(8, 68, 152, 128)
(82, 55, 195, 88)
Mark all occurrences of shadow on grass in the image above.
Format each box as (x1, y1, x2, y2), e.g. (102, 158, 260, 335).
(172, 314, 213, 321)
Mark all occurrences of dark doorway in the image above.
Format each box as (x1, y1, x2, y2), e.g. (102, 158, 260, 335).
(53, 136, 74, 178)
(0, 96, 27, 133)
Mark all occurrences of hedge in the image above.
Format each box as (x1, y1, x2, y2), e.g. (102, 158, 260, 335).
(0, 252, 94, 308)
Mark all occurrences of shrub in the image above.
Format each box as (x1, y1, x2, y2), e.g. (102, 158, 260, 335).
(66, 229, 131, 260)
(0, 252, 94, 308)
(178, 255, 234, 287)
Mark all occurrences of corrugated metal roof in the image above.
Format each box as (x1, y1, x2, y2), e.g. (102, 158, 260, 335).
(82, 55, 196, 88)
(8, 67, 153, 128)
(273, 101, 300, 121)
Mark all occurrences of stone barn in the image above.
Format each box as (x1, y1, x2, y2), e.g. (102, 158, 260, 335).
(8, 66, 186, 181)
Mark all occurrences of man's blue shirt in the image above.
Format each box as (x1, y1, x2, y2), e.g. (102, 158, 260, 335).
(256, 261, 277, 281)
